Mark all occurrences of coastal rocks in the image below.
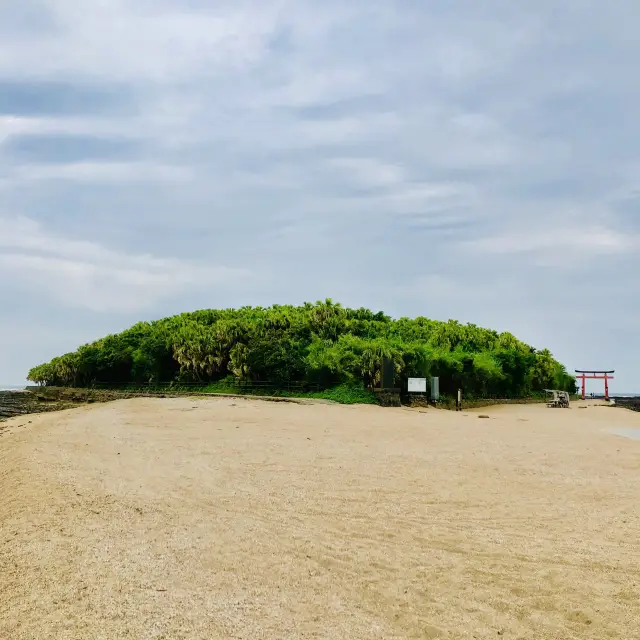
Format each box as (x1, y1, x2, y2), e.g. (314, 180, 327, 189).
(0, 389, 79, 420)
(615, 398, 640, 412)
(0, 391, 47, 420)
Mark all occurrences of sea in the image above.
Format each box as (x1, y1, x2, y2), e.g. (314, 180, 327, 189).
(591, 393, 640, 399)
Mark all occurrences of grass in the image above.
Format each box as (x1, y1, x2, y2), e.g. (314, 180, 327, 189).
(79, 381, 378, 405)
(198, 382, 377, 405)
(305, 384, 378, 405)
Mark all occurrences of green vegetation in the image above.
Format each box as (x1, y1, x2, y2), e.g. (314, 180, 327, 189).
(27, 300, 575, 401)
(198, 380, 378, 404)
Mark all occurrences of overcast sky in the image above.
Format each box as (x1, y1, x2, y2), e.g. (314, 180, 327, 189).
(1, 0, 639, 391)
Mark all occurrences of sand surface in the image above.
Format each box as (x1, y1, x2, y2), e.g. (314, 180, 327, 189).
(2, 398, 640, 639)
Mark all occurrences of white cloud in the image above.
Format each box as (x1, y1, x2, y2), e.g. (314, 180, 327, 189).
(462, 226, 638, 261)
(0, 216, 250, 312)
(0, 114, 149, 141)
(1, 0, 286, 82)
(8, 162, 192, 184)
(327, 157, 406, 187)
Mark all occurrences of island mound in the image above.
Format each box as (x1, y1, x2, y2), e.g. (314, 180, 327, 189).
(27, 300, 574, 400)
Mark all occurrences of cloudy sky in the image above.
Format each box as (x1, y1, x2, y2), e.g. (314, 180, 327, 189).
(1, 0, 639, 391)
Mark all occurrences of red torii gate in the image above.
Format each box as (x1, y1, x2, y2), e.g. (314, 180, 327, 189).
(575, 370, 614, 401)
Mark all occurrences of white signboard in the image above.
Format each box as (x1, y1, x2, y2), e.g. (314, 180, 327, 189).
(408, 377, 427, 393)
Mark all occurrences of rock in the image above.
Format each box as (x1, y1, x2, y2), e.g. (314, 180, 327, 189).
(615, 397, 640, 412)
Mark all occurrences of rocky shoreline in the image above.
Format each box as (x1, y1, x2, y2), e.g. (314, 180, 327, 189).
(615, 397, 640, 412)
(0, 387, 303, 423)
(0, 389, 77, 420)
(0, 388, 139, 421)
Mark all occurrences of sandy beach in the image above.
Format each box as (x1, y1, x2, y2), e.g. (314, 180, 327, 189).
(1, 398, 639, 639)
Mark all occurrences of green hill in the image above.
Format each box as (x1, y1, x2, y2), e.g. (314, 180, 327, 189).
(27, 300, 574, 399)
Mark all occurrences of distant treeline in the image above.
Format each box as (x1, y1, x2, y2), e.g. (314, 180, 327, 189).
(27, 300, 575, 397)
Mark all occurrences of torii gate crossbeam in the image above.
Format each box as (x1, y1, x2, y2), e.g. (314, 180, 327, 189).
(575, 370, 615, 401)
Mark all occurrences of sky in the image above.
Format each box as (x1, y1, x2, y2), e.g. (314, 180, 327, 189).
(1, 0, 639, 392)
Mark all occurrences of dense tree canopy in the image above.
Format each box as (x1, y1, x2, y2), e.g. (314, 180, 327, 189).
(27, 300, 575, 397)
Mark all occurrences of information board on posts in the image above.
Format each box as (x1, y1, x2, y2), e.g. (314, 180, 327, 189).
(408, 378, 427, 393)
